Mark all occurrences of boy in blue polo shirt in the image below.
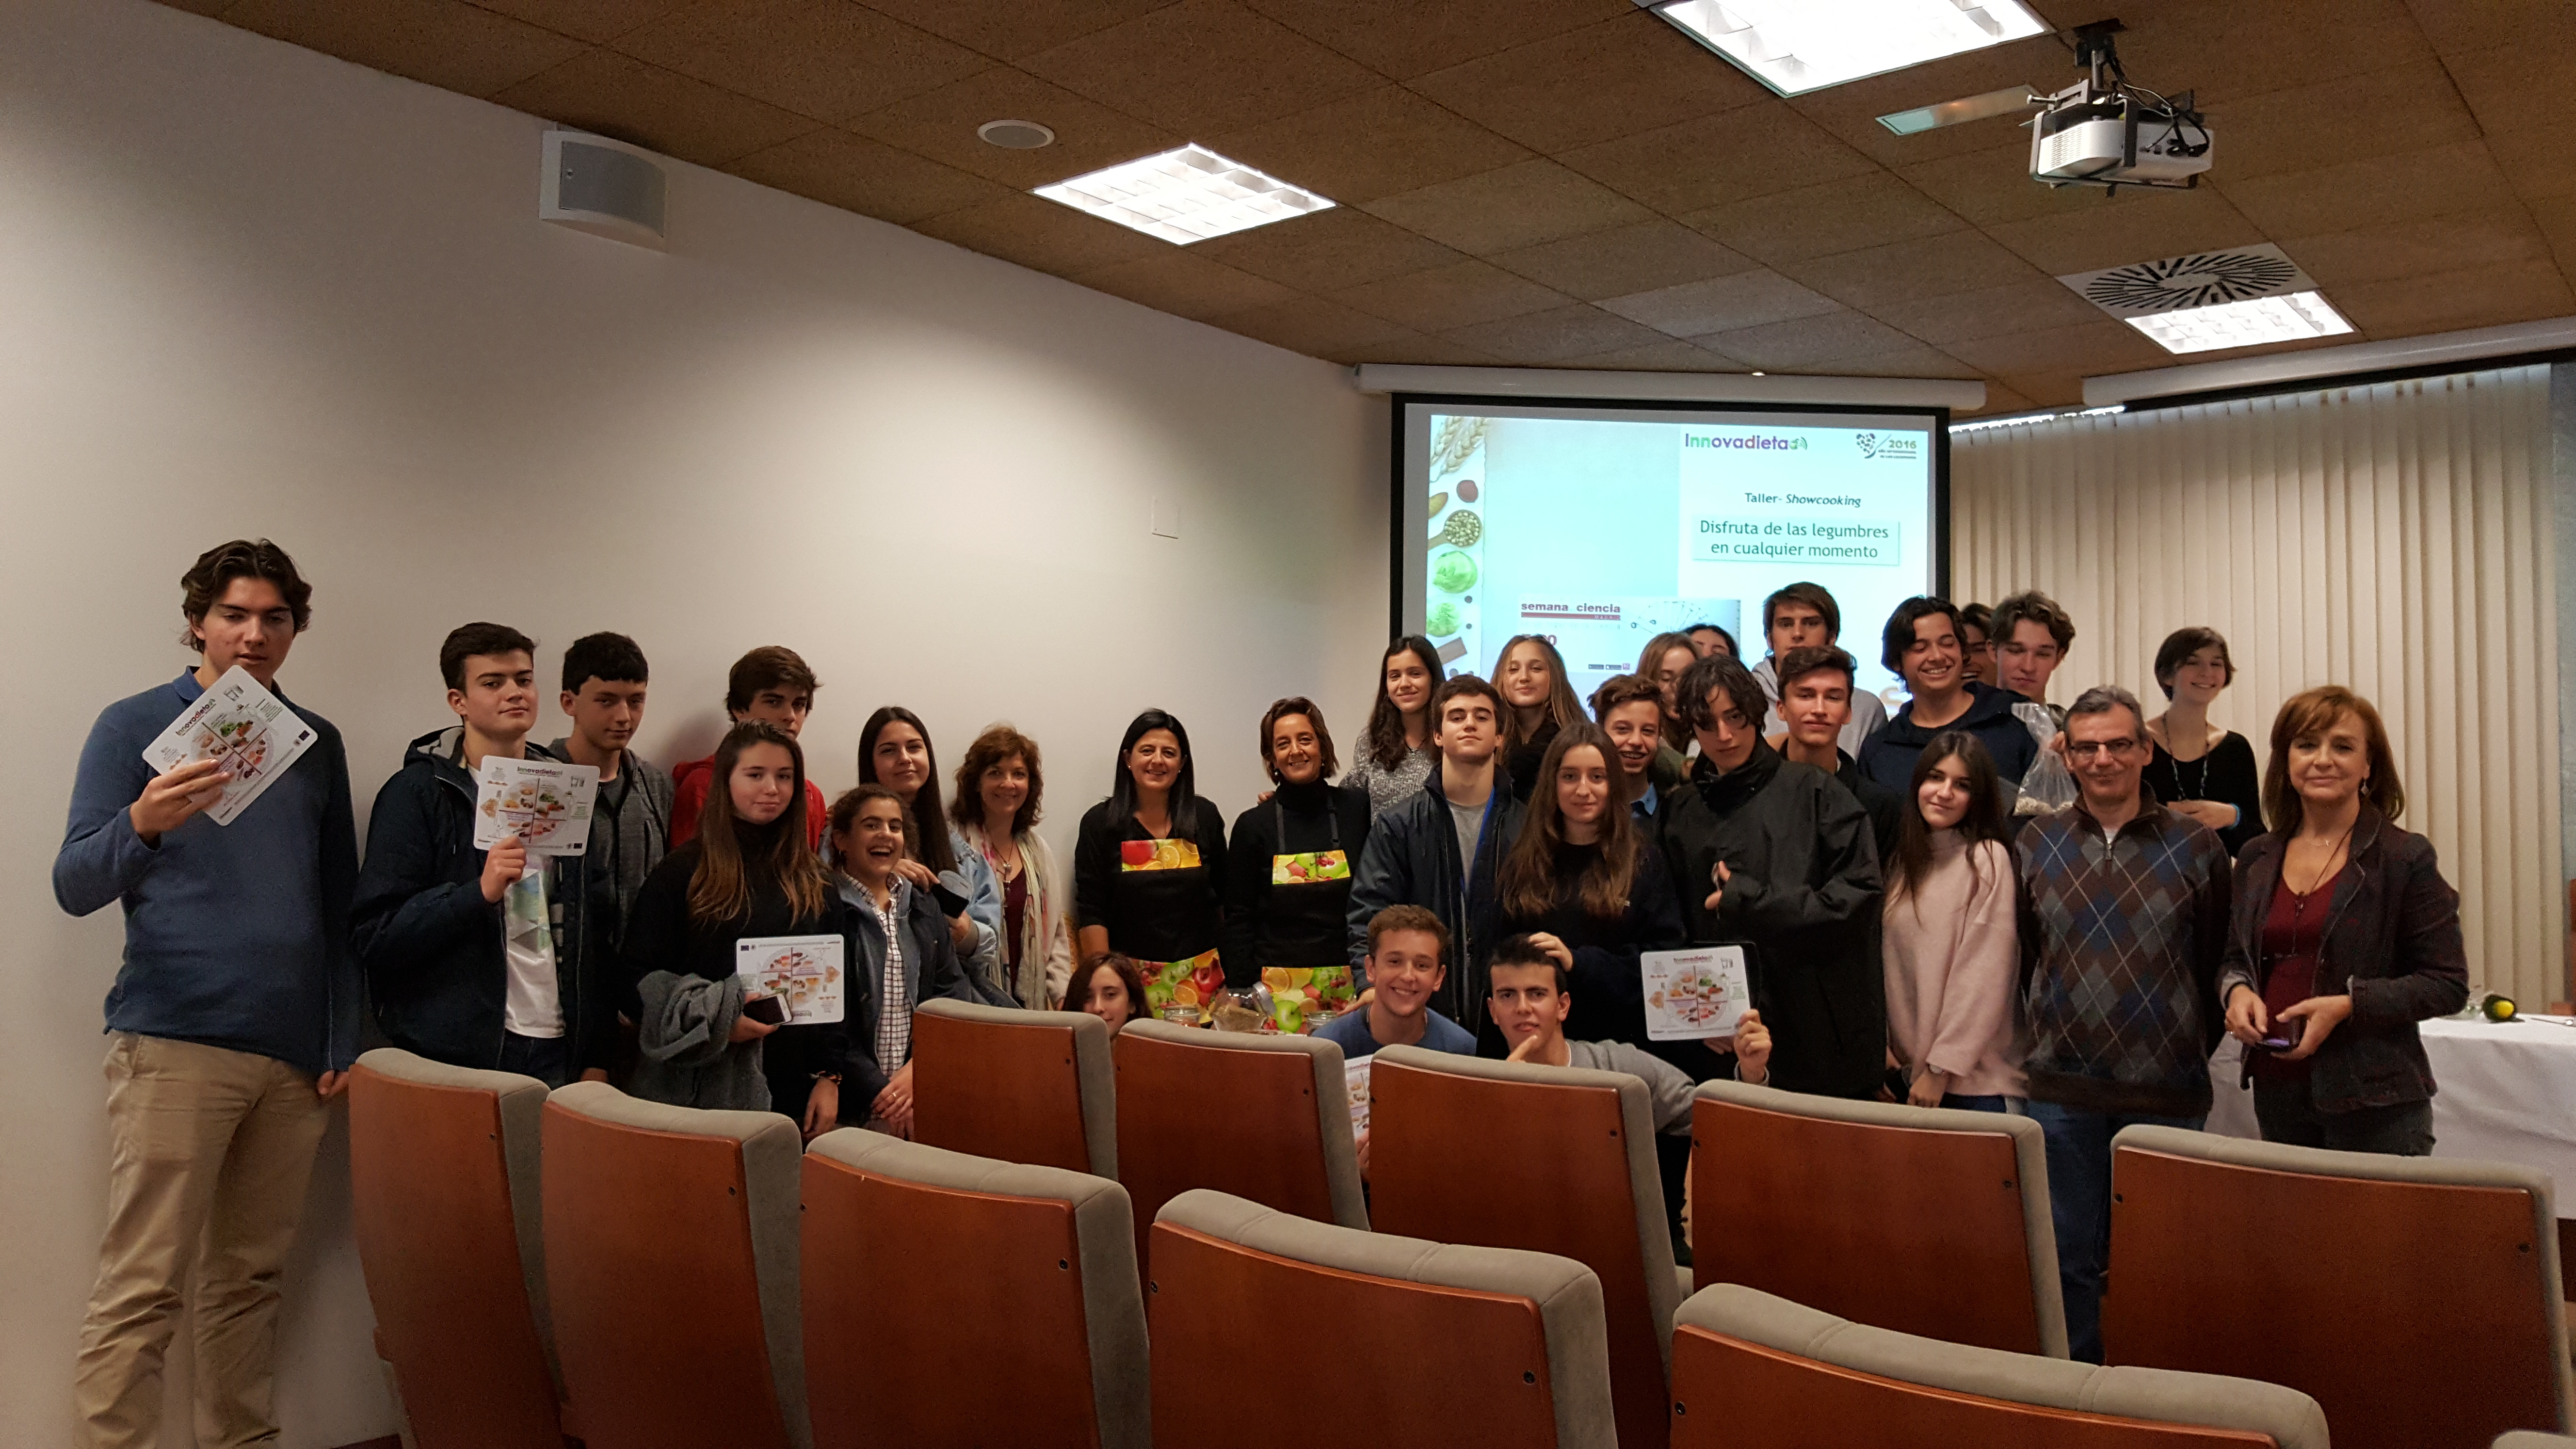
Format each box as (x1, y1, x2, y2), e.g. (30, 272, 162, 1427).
(1316, 904, 1477, 1062)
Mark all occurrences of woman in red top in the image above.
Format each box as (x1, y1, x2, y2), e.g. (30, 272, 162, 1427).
(2220, 687, 2468, 1154)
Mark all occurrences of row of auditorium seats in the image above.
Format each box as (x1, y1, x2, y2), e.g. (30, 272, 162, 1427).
(346, 998, 2576, 1449)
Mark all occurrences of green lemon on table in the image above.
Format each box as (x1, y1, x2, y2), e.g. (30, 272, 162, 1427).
(2485, 994, 2518, 1022)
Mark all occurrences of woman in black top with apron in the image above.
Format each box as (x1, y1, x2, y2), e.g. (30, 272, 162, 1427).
(1074, 709, 1228, 1023)
(1223, 698, 1371, 1033)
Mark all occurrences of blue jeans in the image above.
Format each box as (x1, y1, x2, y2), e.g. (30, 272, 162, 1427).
(1942, 1093, 2017, 1113)
(499, 1031, 570, 1088)
(2025, 1100, 2205, 1363)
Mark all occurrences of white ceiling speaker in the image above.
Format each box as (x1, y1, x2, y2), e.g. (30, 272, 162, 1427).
(977, 118, 1056, 150)
(540, 130, 666, 250)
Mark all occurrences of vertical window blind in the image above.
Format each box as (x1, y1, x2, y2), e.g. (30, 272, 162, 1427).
(1954, 364, 2562, 1006)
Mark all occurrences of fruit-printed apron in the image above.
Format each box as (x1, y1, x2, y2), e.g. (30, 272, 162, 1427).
(1257, 799, 1358, 1034)
(1118, 836, 1225, 1023)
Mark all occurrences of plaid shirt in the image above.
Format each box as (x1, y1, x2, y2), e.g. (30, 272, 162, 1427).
(2017, 797, 2232, 1116)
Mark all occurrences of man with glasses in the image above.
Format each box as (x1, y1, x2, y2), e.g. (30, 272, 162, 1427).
(2016, 685, 2231, 1362)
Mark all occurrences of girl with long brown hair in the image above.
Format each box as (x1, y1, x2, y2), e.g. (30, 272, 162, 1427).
(623, 722, 846, 1134)
(1496, 633, 1587, 804)
(1344, 636, 1445, 818)
(1881, 731, 2026, 1112)
(1491, 722, 1690, 1064)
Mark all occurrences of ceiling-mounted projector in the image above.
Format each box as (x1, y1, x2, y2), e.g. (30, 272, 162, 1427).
(2029, 20, 2210, 191)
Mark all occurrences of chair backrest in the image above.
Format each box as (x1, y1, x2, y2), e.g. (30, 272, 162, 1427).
(1366, 1044, 1681, 1449)
(1690, 1079, 2067, 1356)
(1673, 1283, 2327, 1449)
(2495, 1435, 2576, 1449)
(800, 1130, 1147, 1449)
(912, 999, 1117, 1178)
(1111, 1019, 1366, 1267)
(348, 1049, 561, 1449)
(1150, 1189, 1615, 1449)
(542, 1082, 809, 1449)
(2107, 1124, 2574, 1449)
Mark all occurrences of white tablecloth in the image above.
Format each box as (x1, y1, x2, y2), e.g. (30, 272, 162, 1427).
(2207, 1014, 2576, 1199)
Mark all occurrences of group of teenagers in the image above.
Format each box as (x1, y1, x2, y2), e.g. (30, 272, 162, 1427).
(57, 541, 2477, 1448)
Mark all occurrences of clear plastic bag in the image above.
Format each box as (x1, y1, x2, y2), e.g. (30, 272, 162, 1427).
(1207, 983, 1275, 1033)
(2012, 702, 2077, 814)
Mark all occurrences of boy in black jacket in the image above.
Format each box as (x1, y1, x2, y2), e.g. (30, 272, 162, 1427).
(353, 623, 609, 1086)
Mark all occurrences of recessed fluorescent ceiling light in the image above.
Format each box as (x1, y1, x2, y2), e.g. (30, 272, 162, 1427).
(1647, 0, 2048, 96)
(2121, 291, 2355, 354)
(1033, 144, 1331, 244)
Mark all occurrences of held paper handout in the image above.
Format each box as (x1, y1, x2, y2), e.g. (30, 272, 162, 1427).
(1344, 1058, 1372, 1135)
(140, 666, 317, 827)
(736, 935, 846, 1026)
(1641, 946, 1751, 1041)
(474, 757, 599, 856)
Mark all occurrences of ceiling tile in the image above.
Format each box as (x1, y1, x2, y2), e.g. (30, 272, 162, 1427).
(2100, 0, 2431, 106)
(1600, 270, 1841, 337)
(1361, 160, 1655, 257)
(2212, 139, 2516, 238)
(847, 0, 1178, 61)
(1331, 259, 1569, 332)
(1555, 339, 1741, 371)
(726, 128, 1011, 225)
(1330, 332, 1502, 366)
(2283, 205, 2556, 288)
(843, 67, 1178, 189)
(2401, 0, 2576, 54)
(2329, 258, 2576, 336)
(610, 0, 988, 123)
(1695, 309, 1928, 370)
(1777, 230, 2042, 311)
(2213, 59, 2479, 183)
(1073, 250, 1303, 320)
(1897, 140, 2117, 228)
(1559, 104, 1882, 216)
(1486, 221, 1756, 301)
(2532, 193, 2576, 275)
(1440, 305, 1674, 364)
(1684, 172, 1969, 267)
(1873, 278, 2105, 345)
(1941, 319, 2168, 376)
(225, 0, 588, 97)
(1208, 86, 1533, 206)
(465, 0, 688, 45)
(1018, 0, 1384, 136)
(2444, 44, 2576, 201)
(908, 192, 1172, 276)
(1799, 341, 1982, 379)
(1191, 208, 1465, 291)
(1980, 186, 2265, 277)
(1208, 296, 1414, 355)
(1237, 0, 1632, 81)
(490, 48, 820, 166)
(1405, 12, 1767, 155)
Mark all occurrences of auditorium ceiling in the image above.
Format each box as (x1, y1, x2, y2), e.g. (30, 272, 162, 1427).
(167, 0, 2576, 411)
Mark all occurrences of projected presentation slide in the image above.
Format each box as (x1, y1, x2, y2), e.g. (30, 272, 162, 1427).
(1400, 402, 1943, 703)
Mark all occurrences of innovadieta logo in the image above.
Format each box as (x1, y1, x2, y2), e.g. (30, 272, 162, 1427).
(1684, 432, 1806, 451)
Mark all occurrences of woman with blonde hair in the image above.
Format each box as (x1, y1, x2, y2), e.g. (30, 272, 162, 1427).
(953, 724, 1073, 1009)
(2219, 687, 2466, 1154)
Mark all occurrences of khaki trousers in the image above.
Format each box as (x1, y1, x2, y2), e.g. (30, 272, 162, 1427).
(74, 1033, 331, 1449)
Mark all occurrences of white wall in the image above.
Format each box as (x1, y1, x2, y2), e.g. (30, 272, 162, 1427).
(0, 1, 1385, 1443)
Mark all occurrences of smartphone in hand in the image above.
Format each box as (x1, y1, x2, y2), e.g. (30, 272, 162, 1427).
(741, 995, 788, 1027)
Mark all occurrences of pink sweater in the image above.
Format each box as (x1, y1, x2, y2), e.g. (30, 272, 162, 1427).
(1882, 832, 2028, 1099)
